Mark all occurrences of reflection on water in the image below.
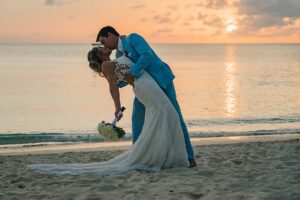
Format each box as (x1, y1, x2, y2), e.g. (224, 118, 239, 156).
(225, 62, 237, 117)
(224, 45, 237, 117)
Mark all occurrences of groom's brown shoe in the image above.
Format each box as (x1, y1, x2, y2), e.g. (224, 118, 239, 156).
(188, 159, 197, 168)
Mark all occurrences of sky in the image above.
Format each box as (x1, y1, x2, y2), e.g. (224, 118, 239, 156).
(0, 0, 300, 44)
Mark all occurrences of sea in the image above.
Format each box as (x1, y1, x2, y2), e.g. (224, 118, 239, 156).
(0, 43, 300, 147)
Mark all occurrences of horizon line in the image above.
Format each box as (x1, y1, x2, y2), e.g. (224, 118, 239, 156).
(1, 42, 300, 45)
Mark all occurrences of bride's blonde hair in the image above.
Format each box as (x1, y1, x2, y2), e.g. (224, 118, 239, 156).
(87, 47, 104, 77)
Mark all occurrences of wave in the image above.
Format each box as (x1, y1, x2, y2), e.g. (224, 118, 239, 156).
(0, 133, 105, 145)
(190, 128, 300, 138)
(0, 128, 299, 146)
(186, 115, 300, 127)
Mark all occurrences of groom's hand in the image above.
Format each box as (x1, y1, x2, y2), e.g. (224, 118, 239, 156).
(124, 74, 136, 85)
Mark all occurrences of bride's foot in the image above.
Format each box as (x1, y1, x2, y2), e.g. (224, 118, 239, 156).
(188, 159, 197, 168)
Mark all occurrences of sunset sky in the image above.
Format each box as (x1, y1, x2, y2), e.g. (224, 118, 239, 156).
(1, 0, 300, 44)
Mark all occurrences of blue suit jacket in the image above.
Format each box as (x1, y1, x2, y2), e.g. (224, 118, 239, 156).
(116, 33, 175, 89)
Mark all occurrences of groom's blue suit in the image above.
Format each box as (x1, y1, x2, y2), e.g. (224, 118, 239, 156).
(116, 33, 194, 159)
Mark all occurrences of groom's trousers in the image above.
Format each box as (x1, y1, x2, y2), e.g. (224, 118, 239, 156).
(131, 82, 194, 160)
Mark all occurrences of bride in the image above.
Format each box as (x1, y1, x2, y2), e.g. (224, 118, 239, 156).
(28, 46, 189, 175)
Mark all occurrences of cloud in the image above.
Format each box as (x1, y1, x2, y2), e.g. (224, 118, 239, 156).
(140, 13, 178, 24)
(197, 13, 224, 27)
(238, 0, 300, 18)
(131, 4, 146, 9)
(197, 13, 206, 20)
(158, 17, 172, 24)
(257, 26, 300, 37)
(189, 27, 205, 32)
(196, 0, 230, 9)
(157, 28, 173, 33)
(182, 14, 225, 33)
(182, 15, 195, 25)
(151, 28, 173, 37)
(44, 0, 55, 5)
(140, 17, 148, 22)
(152, 14, 174, 24)
(206, 0, 228, 9)
(185, 15, 195, 21)
(235, 0, 300, 35)
(44, 0, 79, 6)
(166, 4, 178, 10)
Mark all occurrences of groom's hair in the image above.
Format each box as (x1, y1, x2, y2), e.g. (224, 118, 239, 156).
(96, 26, 120, 41)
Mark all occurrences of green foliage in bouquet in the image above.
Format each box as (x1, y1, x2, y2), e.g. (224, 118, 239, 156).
(97, 121, 126, 140)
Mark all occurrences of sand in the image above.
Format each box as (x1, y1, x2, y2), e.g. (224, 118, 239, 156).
(0, 139, 299, 200)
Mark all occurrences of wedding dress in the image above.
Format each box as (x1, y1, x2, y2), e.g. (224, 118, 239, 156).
(28, 56, 189, 175)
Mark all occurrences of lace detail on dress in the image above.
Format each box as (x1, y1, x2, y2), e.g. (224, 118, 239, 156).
(114, 62, 131, 82)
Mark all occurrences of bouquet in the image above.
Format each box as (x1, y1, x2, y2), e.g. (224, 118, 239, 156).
(97, 121, 126, 140)
(97, 107, 126, 141)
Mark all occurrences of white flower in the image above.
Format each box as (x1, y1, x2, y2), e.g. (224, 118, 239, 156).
(97, 121, 124, 141)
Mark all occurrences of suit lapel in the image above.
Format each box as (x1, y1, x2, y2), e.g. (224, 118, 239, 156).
(120, 35, 138, 62)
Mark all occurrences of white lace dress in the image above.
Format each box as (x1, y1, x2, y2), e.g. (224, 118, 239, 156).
(28, 56, 189, 175)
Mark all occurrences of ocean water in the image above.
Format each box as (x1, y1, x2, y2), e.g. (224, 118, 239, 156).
(0, 43, 300, 145)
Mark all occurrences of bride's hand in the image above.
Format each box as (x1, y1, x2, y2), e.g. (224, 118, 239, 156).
(115, 109, 123, 121)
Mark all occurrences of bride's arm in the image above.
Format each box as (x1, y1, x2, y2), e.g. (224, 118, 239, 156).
(101, 62, 122, 117)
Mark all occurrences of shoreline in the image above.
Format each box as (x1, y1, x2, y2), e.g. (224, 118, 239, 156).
(0, 133, 299, 156)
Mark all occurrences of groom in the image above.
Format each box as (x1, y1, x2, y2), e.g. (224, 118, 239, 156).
(96, 26, 196, 167)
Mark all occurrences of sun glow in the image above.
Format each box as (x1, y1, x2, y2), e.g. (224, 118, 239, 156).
(226, 24, 237, 33)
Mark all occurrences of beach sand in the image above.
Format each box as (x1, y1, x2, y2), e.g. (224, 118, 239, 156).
(0, 139, 299, 200)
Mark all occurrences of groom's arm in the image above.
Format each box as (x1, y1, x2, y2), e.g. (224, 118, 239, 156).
(127, 33, 153, 78)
